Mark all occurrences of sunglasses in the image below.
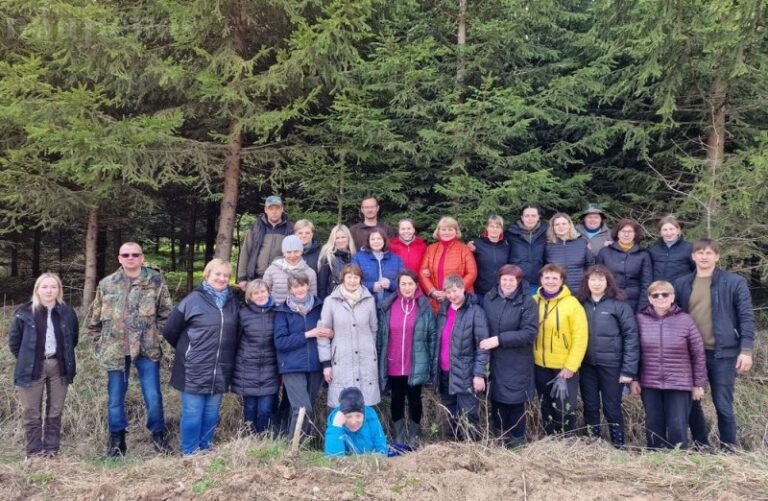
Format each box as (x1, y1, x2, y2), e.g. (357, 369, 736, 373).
(650, 292, 672, 299)
(119, 253, 142, 258)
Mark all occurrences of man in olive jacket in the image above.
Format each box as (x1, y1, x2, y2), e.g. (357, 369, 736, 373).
(86, 242, 173, 457)
(673, 239, 755, 449)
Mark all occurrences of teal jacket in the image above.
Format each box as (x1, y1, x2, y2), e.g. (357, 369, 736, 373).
(324, 407, 388, 457)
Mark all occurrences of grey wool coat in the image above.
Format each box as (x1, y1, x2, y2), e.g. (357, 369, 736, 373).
(318, 286, 381, 407)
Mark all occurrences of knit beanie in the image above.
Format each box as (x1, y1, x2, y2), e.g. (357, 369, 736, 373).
(338, 387, 365, 415)
(282, 235, 303, 253)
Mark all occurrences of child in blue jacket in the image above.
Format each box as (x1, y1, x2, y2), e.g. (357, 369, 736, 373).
(325, 387, 388, 456)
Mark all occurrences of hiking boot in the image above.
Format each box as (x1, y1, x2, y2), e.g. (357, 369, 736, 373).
(609, 426, 625, 448)
(152, 431, 171, 454)
(406, 421, 421, 450)
(392, 420, 409, 451)
(106, 431, 127, 458)
(587, 424, 601, 439)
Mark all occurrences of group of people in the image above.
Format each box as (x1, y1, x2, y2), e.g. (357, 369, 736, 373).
(8, 195, 755, 459)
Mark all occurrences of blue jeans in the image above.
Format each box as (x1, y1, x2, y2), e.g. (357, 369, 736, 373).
(243, 394, 277, 434)
(180, 392, 223, 455)
(689, 351, 737, 446)
(107, 356, 165, 434)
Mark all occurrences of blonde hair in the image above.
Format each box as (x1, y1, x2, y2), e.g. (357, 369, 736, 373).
(546, 212, 579, 243)
(319, 224, 356, 273)
(31, 272, 64, 311)
(486, 215, 504, 228)
(433, 217, 462, 239)
(244, 279, 270, 303)
(294, 219, 315, 233)
(647, 280, 674, 295)
(658, 215, 681, 231)
(203, 258, 232, 281)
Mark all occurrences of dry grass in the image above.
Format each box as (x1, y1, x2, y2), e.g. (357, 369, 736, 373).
(2, 304, 768, 499)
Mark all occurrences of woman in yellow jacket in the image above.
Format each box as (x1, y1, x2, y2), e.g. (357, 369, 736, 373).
(533, 263, 588, 435)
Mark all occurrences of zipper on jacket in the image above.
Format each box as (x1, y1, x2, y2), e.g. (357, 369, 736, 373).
(211, 306, 224, 395)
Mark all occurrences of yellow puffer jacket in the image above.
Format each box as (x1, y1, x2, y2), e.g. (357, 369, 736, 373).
(533, 285, 588, 372)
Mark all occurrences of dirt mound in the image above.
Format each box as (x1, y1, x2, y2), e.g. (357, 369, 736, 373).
(3, 438, 767, 500)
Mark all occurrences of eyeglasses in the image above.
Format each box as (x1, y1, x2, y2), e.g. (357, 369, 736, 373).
(650, 292, 672, 299)
(619, 229, 635, 234)
(119, 253, 142, 258)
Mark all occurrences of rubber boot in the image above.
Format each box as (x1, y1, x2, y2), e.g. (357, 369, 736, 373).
(609, 426, 625, 448)
(392, 420, 409, 452)
(588, 424, 602, 439)
(107, 431, 127, 458)
(406, 421, 421, 450)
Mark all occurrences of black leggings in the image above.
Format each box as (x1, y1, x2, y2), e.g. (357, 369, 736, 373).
(389, 376, 423, 423)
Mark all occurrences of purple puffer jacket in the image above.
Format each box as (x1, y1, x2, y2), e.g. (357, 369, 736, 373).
(635, 304, 706, 391)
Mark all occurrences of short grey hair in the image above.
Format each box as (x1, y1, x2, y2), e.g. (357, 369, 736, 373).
(443, 274, 465, 291)
(244, 279, 270, 303)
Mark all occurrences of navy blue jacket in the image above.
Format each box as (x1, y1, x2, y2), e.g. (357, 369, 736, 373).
(673, 268, 755, 358)
(596, 243, 653, 312)
(351, 250, 404, 303)
(648, 238, 695, 282)
(232, 302, 279, 397)
(545, 236, 595, 292)
(483, 286, 538, 405)
(506, 222, 548, 286)
(580, 296, 639, 377)
(163, 288, 239, 395)
(473, 236, 511, 295)
(273, 298, 324, 374)
(303, 241, 321, 273)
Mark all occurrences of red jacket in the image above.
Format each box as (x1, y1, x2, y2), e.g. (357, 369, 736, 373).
(635, 304, 707, 391)
(390, 236, 427, 275)
(419, 240, 477, 312)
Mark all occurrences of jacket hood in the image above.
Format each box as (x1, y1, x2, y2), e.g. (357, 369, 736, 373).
(509, 221, 547, 238)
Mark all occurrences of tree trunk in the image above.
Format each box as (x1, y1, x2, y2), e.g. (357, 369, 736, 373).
(82, 209, 99, 307)
(10, 240, 19, 277)
(214, 119, 243, 261)
(31, 227, 42, 277)
(109, 227, 122, 268)
(58, 228, 64, 275)
(704, 78, 727, 237)
(96, 227, 108, 280)
(205, 200, 217, 263)
(186, 200, 197, 293)
(169, 212, 176, 272)
(456, 0, 467, 88)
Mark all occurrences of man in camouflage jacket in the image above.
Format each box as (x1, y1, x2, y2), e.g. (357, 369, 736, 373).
(86, 242, 173, 456)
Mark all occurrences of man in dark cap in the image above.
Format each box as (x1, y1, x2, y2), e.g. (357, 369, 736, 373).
(237, 195, 294, 289)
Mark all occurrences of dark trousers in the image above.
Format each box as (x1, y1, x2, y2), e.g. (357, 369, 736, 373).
(534, 366, 580, 435)
(579, 364, 624, 434)
(283, 372, 323, 440)
(243, 394, 278, 434)
(491, 400, 526, 446)
(642, 388, 691, 449)
(439, 371, 480, 440)
(389, 376, 423, 423)
(689, 351, 737, 446)
(18, 359, 69, 456)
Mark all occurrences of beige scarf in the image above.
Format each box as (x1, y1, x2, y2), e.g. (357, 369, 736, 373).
(340, 285, 364, 307)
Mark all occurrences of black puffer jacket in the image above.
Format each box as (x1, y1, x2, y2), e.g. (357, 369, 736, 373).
(580, 296, 639, 378)
(231, 301, 279, 397)
(596, 243, 653, 312)
(302, 241, 321, 273)
(163, 288, 239, 395)
(434, 294, 490, 395)
(673, 268, 755, 358)
(545, 236, 594, 292)
(317, 249, 353, 299)
(9, 302, 79, 387)
(648, 238, 695, 282)
(483, 286, 538, 404)
(473, 236, 511, 295)
(506, 222, 548, 285)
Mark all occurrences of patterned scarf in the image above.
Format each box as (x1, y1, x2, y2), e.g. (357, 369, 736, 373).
(201, 280, 231, 308)
(286, 293, 314, 316)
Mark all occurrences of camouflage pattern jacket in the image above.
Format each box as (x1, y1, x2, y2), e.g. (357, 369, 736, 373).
(86, 266, 173, 371)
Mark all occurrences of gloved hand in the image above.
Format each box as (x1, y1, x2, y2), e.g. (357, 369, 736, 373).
(547, 375, 569, 401)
